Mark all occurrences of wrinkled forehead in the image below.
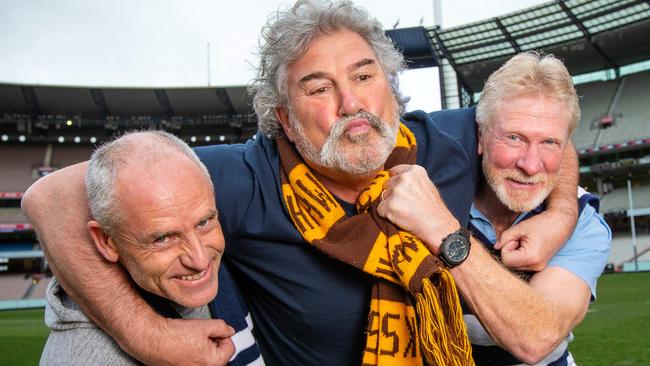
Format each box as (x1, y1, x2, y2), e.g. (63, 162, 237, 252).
(114, 159, 215, 216)
(492, 94, 571, 128)
(287, 31, 379, 78)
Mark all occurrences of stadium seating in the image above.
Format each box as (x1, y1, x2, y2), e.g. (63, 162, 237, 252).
(50, 144, 94, 168)
(600, 185, 650, 215)
(600, 71, 650, 146)
(0, 274, 51, 301)
(0, 208, 27, 224)
(0, 145, 46, 192)
(573, 79, 618, 149)
(25, 275, 51, 299)
(572, 70, 650, 149)
(0, 274, 33, 300)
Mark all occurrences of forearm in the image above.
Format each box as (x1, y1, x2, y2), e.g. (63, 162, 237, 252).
(375, 166, 568, 361)
(451, 242, 567, 364)
(546, 141, 578, 224)
(22, 163, 162, 362)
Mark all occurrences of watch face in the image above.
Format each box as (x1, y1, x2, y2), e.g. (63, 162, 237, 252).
(442, 232, 470, 266)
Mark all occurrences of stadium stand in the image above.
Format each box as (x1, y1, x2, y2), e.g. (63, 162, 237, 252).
(0, 145, 46, 191)
(0, 208, 27, 224)
(600, 70, 650, 146)
(0, 274, 50, 300)
(573, 79, 619, 149)
(26, 275, 51, 299)
(608, 233, 650, 264)
(0, 274, 33, 300)
(50, 144, 94, 167)
(600, 184, 650, 215)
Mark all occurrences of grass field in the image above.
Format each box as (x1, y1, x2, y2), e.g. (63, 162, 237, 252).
(1, 272, 649, 365)
(0, 308, 49, 365)
(570, 271, 650, 365)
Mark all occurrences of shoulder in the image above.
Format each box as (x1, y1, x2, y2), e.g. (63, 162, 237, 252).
(547, 196, 611, 259)
(548, 200, 612, 299)
(45, 278, 92, 328)
(401, 108, 479, 225)
(41, 328, 139, 366)
(559, 192, 611, 253)
(571, 202, 612, 251)
(42, 279, 140, 365)
(194, 136, 281, 239)
(42, 296, 139, 365)
(402, 107, 476, 137)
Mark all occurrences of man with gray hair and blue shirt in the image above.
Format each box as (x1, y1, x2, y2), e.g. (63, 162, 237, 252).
(40, 131, 263, 365)
(460, 52, 611, 365)
(25, 1, 592, 365)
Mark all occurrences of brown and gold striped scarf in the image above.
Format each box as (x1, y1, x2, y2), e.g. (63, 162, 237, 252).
(278, 123, 474, 366)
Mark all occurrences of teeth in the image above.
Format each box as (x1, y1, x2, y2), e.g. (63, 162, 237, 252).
(179, 269, 207, 281)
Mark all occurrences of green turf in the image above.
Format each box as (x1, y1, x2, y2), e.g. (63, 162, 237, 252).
(0, 308, 49, 365)
(571, 271, 650, 365)
(0, 272, 649, 365)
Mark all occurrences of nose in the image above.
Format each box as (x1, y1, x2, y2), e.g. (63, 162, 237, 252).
(516, 144, 544, 176)
(180, 233, 210, 270)
(337, 84, 363, 117)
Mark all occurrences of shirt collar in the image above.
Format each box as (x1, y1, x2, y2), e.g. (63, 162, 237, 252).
(470, 202, 545, 228)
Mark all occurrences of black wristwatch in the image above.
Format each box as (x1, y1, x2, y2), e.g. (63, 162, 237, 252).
(439, 227, 471, 268)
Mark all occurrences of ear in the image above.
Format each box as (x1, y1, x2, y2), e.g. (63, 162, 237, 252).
(87, 221, 119, 263)
(477, 129, 484, 156)
(274, 106, 295, 142)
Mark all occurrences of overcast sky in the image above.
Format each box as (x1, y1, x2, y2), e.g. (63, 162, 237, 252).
(0, 0, 545, 111)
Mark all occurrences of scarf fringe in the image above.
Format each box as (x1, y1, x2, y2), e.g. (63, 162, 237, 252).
(416, 271, 475, 366)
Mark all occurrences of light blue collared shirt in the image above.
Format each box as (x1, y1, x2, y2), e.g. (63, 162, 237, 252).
(469, 194, 612, 300)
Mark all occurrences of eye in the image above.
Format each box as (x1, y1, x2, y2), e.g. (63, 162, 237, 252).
(196, 214, 216, 231)
(358, 73, 372, 82)
(506, 134, 521, 142)
(153, 235, 168, 244)
(542, 138, 563, 150)
(309, 86, 329, 95)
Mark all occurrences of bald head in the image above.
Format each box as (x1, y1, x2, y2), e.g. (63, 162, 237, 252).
(85, 131, 213, 236)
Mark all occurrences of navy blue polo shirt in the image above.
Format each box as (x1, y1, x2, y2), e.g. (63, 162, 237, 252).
(195, 107, 479, 366)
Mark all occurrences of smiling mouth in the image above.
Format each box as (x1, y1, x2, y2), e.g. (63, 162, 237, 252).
(509, 179, 537, 185)
(177, 269, 208, 281)
(505, 174, 544, 186)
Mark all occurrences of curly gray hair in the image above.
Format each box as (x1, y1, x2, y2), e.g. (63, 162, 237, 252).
(249, 0, 408, 138)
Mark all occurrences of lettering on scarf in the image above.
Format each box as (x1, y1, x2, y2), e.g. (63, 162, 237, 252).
(299, 171, 337, 212)
(380, 313, 400, 356)
(284, 193, 315, 234)
(391, 233, 420, 277)
(357, 171, 388, 214)
(366, 309, 418, 359)
(282, 165, 345, 242)
(403, 314, 417, 358)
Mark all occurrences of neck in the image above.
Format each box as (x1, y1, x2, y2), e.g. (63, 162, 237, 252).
(309, 164, 379, 204)
(474, 183, 518, 240)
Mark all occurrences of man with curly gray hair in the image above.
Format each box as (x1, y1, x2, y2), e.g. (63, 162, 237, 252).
(24, 1, 583, 365)
(249, 0, 409, 139)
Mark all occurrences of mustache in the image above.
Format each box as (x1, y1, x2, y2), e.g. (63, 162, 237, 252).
(328, 111, 389, 138)
(502, 170, 546, 184)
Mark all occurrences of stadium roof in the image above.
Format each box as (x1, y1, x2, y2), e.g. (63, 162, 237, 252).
(0, 83, 252, 118)
(428, 0, 650, 93)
